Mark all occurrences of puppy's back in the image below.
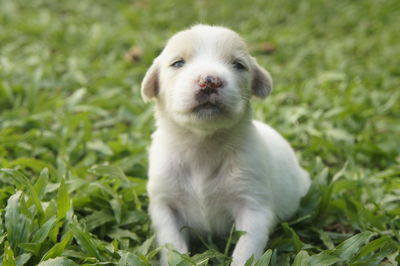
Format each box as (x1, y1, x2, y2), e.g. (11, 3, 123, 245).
(252, 120, 310, 212)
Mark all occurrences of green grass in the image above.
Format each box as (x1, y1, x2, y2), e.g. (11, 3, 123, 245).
(0, 0, 399, 265)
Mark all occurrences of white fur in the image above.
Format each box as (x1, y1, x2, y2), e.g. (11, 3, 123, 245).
(141, 25, 310, 266)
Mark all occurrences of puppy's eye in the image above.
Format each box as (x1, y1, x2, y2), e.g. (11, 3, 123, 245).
(232, 60, 247, 71)
(171, 59, 185, 68)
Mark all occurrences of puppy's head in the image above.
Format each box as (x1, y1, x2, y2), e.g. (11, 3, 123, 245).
(141, 25, 272, 132)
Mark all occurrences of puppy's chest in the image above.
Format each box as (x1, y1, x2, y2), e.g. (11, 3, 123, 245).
(175, 159, 234, 234)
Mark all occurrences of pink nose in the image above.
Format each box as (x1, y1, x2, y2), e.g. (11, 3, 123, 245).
(198, 75, 223, 89)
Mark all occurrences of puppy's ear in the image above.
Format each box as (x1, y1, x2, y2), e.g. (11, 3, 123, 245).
(251, 60, 273, 98)
(141, 58, 160, 102)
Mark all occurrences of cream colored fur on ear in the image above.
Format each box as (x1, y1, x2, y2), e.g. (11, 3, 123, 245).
(252, 60, 273, 98)
(141, 58, 159, 102)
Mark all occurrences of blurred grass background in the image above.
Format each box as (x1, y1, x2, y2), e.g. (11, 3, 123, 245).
(0, 0, 399, 265)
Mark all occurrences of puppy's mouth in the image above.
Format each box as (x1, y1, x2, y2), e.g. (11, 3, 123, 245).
(192, 102, 225, 119)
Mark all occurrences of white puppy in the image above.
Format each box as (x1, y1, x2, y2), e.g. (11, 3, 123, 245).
(140, 25, 310, 266)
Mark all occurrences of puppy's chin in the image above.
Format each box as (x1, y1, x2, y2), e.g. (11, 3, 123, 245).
(192, 102, 225, 120)
(166, 101, 248, 135)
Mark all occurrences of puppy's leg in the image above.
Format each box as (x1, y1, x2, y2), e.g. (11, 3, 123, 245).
(149, 202, 188, 265)
(231, 207, 275, 266)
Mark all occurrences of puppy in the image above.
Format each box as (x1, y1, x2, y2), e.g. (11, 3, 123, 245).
(140, 25, 310, 265)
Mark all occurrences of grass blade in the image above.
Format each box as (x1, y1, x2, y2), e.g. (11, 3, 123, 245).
(352, 235, 398, 262)
(37, 257, 78, 266)
(282, 223, 303, 253)
(34, 168, 49, 200)
(40, 232, 73, 262)
(69, 218, 102, 260)
(332, 231, 375, 260)
(292, 250, 310, 266)
(118, 251, 148, 266)
(57, 178, 71, 221)
(3, 241, 16, 266)
(15, 253, 31, 266)
(32, 216, 57, 243)
(309, 252, 341, 266)
(255, 249, 272, 266)
(1, 169, 44, 221)
(5, 191, 32, 255)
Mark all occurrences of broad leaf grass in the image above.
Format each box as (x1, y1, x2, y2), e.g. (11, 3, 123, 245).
(1, 0, 399, 265)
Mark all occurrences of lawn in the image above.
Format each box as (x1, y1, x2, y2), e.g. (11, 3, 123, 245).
(0, 0, 399, 265)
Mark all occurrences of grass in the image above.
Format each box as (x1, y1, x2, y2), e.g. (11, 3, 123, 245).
(0, 0, 399, 265)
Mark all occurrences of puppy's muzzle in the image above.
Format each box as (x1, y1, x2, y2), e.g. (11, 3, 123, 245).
(195, 75, 223, 104)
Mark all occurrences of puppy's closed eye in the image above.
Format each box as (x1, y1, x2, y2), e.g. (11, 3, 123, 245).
(232, 59, 247, 71)
(171, 59, 185, 68)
